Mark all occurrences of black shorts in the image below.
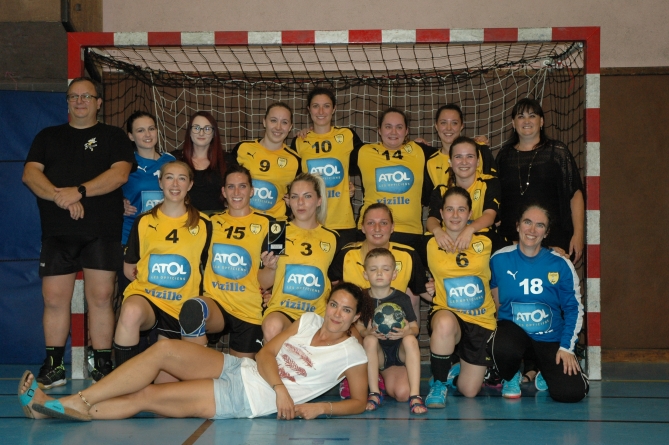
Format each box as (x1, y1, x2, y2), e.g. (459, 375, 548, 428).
(379, 341, 405, 370)
(428, 309, 494, 367)
(137, 296, 182, 340)
(211, 301, 264, 353)
(39, 235, 122, 277)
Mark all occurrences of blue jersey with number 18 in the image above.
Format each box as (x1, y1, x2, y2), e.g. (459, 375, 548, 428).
(490, 245, 583, 353)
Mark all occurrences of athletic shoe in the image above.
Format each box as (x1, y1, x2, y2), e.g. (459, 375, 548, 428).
(36, 358, 66, 389)
(425, 378, 447, 408)
(90, 358, 113, 383)
(446, 363, 460, 389)
(535, 372, 548, 391)
(502, 371, 522, 399)
(339, 378, 350, 399)
(483, 366, 502, 388)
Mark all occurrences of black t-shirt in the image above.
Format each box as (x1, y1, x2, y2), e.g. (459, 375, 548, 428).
(171, 150, 224, 213)
(25, 122, 135, 239)
(369, 288, 417, 347)
(496, 138, 583, 251)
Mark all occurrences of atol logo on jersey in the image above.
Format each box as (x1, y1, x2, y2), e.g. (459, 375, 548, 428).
(141, 190, 164, 212)
(306, 158, 344, 187)
(283, 264, 324, 300)
(211, 244, 251, 280)
(250, 179, 278, 211)
(444, 276, 485, 311)
(512, 302, 553, 334)
(375, 166, 414, 194)
(148, 254, 191, 289)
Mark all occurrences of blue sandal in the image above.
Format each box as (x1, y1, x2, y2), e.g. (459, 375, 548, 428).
(366, 392, 384, 411)
(18, 370, 37, 419)
(409, 395, 428, 415)
(32, 400, 91, 422)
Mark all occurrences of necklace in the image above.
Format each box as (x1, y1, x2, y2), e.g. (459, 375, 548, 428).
(516, 147, 539, 196)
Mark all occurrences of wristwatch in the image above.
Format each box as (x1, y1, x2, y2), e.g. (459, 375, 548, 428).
(78, 185, 87, 198)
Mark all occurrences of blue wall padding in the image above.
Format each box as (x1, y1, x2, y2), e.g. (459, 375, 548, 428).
(0, 90, 68, 364)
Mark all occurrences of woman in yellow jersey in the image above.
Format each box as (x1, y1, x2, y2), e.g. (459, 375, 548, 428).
(331, 203, 431, 319)
(426, 136, 502, 253)
(179, 165, 273, 359)
(291, 88, 364, 247)
(227, 103, 301, 220)
(425, 187, 496, 408)
(424, 104, 496, 192)
(113, 161, 212, 374)
(357, 108, 435, 248)
(261, 173, 339, 342)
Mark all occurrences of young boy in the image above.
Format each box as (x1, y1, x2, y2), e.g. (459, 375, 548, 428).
(356, 248, 427, 415)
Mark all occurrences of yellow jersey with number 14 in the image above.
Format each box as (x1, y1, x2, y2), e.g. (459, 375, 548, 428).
(357, 141, 431, 234)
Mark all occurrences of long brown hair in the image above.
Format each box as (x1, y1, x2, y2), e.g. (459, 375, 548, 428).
(445, 136, 479, 188)
(149, 161, 201, 229)
(180, 111, 226, 177)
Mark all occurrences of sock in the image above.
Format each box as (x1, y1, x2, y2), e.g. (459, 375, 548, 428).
(93, 349, 112, 367)
(45, 346, 65, 367)
(430, 352, 451, 383)
(113, 342, 140, 368)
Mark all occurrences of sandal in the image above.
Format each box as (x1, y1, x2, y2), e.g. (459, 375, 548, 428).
(409, 395, 428, 415)
(522, 370, 537, 384)
(32, 400, 91, 422)
(366, 392, 384, 411)
(18, 370, 37, 419)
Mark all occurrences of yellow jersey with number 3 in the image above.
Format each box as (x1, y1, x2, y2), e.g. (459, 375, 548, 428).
(264, 223, 339, 320)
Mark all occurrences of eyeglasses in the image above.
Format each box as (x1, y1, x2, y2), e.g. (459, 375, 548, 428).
(191, 125, 214, 134)
(66, 94, 99, 103)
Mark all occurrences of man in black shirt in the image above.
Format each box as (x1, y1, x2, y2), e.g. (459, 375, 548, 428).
(23, 77, 134, 388)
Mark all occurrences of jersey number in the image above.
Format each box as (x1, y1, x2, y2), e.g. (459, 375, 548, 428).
(455, 252, 469, 268)
(224, 226, 245, 240)
(519, 278, 543, 295)
(382, 150, 403, 161)
(259, 160, 270, 172)
(165, 229, 179, 244)
(312, 141, 332, 153)
(300, 242, 312, 256)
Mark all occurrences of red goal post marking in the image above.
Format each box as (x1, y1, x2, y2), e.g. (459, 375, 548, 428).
(67, 27, 601, 379)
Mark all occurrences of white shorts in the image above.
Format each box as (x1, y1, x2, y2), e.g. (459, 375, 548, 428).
(211, 354, 253, 419)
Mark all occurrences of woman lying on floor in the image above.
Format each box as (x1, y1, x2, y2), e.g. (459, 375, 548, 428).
(18, 282, 368, 421)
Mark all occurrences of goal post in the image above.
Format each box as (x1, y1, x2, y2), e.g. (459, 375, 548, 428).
(67, 27, 601, 379)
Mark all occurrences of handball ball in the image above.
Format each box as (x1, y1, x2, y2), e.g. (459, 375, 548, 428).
(373, 302, 406, 335)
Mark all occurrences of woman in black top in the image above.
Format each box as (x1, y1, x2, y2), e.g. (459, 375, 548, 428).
(496, 98, 584, 262)
(171, 111, 226, 213)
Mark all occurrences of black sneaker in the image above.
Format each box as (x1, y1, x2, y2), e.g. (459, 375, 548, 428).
(90, 358, 113, 383)
(36, 358, 66, 389)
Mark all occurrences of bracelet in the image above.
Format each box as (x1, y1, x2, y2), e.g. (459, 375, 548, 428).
(326, 402, 333, 418)
(78, 391, 91, 408)
(272, 383, 285, 390)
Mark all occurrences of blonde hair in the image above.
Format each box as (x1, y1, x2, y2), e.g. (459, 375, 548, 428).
(288, 172, 328, 225)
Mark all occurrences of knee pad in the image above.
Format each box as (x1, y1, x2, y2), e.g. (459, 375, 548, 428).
(179, 298, 209, 338)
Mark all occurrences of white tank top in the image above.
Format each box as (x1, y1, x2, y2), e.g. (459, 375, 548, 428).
(240, 313, 367, 417)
